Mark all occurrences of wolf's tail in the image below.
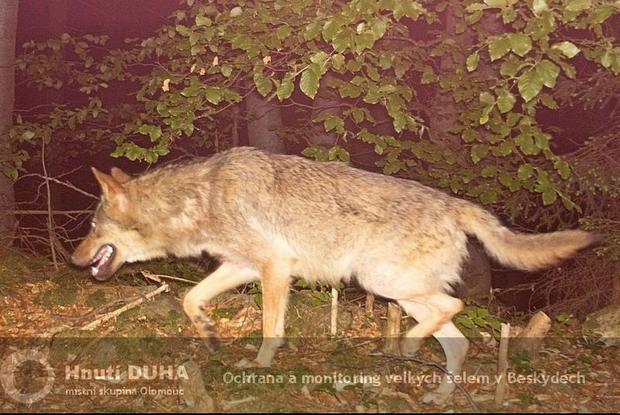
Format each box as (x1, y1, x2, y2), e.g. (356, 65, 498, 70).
(456, 201, 603, 271)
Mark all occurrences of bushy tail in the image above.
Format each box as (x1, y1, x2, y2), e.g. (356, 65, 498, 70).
(456, 201, 603, 271)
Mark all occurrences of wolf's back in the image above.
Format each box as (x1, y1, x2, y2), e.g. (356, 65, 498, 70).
(456, 201, 601, 271)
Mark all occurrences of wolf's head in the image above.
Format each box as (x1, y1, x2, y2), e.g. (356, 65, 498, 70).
(71, 167, 165, 281)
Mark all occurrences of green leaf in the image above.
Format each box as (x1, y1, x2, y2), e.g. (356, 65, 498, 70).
(195, 15, 211, 26)
(499, 171, 519, 191)
(370, 18, 388, 39)
(536, 59, 560, 88)
(540, 93, 558, 109)
(324, 115, 344, 133)
(497, 140, 513, 156)
(590, 5, 615, 24)
(480, 187, 499, 205)
(565, 0, 591, 12)
(300, 67, 319, 98)
(254, 71, 272, 97)
(551, 41, 580, 58)
(310, 51, 329, 67)
(489, 37, 511, 61)
(363, 84, 381, 104)
(517, 163, 534, 180)
(462, 129, 478, 143)
(500, 59, 521, 77)
(484, 0, 508, 7)
(502, 8, 517, 24)
(516, 133, 539, 155)
(534, 131, 550, 150)
(336, 147, 350, 162)
(231, 34, 251, 50)
(301, 146, 318, 158)
(542, 188, 557, 205)
(304, 21, 322, 41)
(557, 59, 577, 79)
(466, 52, 480, 72)
(532, 0, 548, 15)
(554, 158, 571, 180)
(204, 86, 222, 104)
(421, 67, 437, 84)
(481, 165, 497, 177)
(276, 25, 291, 40)
(600, 49, 613, 69)
(221, 65, 233, 78)
(496, 88, 516, 113)
(517, 69, 543, 102)
(322, 18, 341, 41)
(229, 6, 243, 17)
(331, 54, 345, 71)
(509, 34, 532, 57)
(480, 91, 495, 106)
(479, 91, 495, 124)
(351, 108, 365, 123)
(506, 112, 521, 127)
(138, 125, 162, 142)
(471, 144, 489, 164)
(276, 76, 294, 101)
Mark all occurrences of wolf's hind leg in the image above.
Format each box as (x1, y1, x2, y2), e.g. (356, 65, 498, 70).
(398, 296, 469, 405)
(183, 262, 259, 347)
(252, 257, 295, 367)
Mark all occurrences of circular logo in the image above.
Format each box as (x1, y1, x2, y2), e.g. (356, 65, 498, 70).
(0, 349, 55, 404)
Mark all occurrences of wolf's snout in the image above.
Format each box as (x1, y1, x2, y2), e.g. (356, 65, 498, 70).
(70, 249, 88, 267)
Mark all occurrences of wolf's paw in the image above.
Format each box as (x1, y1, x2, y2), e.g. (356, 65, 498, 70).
(191, 317, 221, 349)
(201, 334, 220, 353)
(400, 337, 424, 357)
(422, 390, 450, 406)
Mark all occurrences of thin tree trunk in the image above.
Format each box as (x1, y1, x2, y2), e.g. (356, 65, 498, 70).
(428, 10, 502, 146)
(245, 91, 285, 153)
(309, 72, 340, 147)
(46, 0, 68, 218)
(0, 0, 19, 240)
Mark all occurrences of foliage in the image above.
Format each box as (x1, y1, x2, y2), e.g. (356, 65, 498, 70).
(509, 350, 538, 374)
(454, 304, 503, 339)
(6, 0, 620, 226)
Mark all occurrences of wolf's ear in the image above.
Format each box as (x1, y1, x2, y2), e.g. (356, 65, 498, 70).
(110, 167, 132, 184)
(91, 167, 128, 212)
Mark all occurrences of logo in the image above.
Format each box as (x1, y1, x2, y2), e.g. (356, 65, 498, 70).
(0, 349, 55, 404)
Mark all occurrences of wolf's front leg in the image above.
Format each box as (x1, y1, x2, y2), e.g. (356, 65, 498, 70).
(239, 258, 294, 368)
(183, 262, 259, 347)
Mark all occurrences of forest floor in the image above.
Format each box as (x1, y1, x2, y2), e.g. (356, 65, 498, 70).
(0, 249, 619, 413)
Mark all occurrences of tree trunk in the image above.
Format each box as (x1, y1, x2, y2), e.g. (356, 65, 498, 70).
(428, 10, 502, 145)
(425, 10, 503, 293)
(309, 72, 340, 147)
(0, 0, 19, 240)
(45, 0, 68, 218)
(245, 91, 285, 153)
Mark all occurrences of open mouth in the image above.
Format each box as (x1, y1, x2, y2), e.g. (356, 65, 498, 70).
(88, 244, 116, 280)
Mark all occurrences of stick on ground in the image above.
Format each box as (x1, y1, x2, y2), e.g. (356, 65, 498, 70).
(81, 283, 170, 330)
(330, 287, 338, 336)
(383, 302, 401, 355)
(510, 311, 551, 357)
(365, 293, 375, 317)
(495, 322, 511, 407)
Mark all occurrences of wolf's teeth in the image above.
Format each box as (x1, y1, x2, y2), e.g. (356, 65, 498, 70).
(91, 266, 99, 276)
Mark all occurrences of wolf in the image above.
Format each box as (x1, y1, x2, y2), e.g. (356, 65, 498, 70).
(71, 146, 601, 404)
